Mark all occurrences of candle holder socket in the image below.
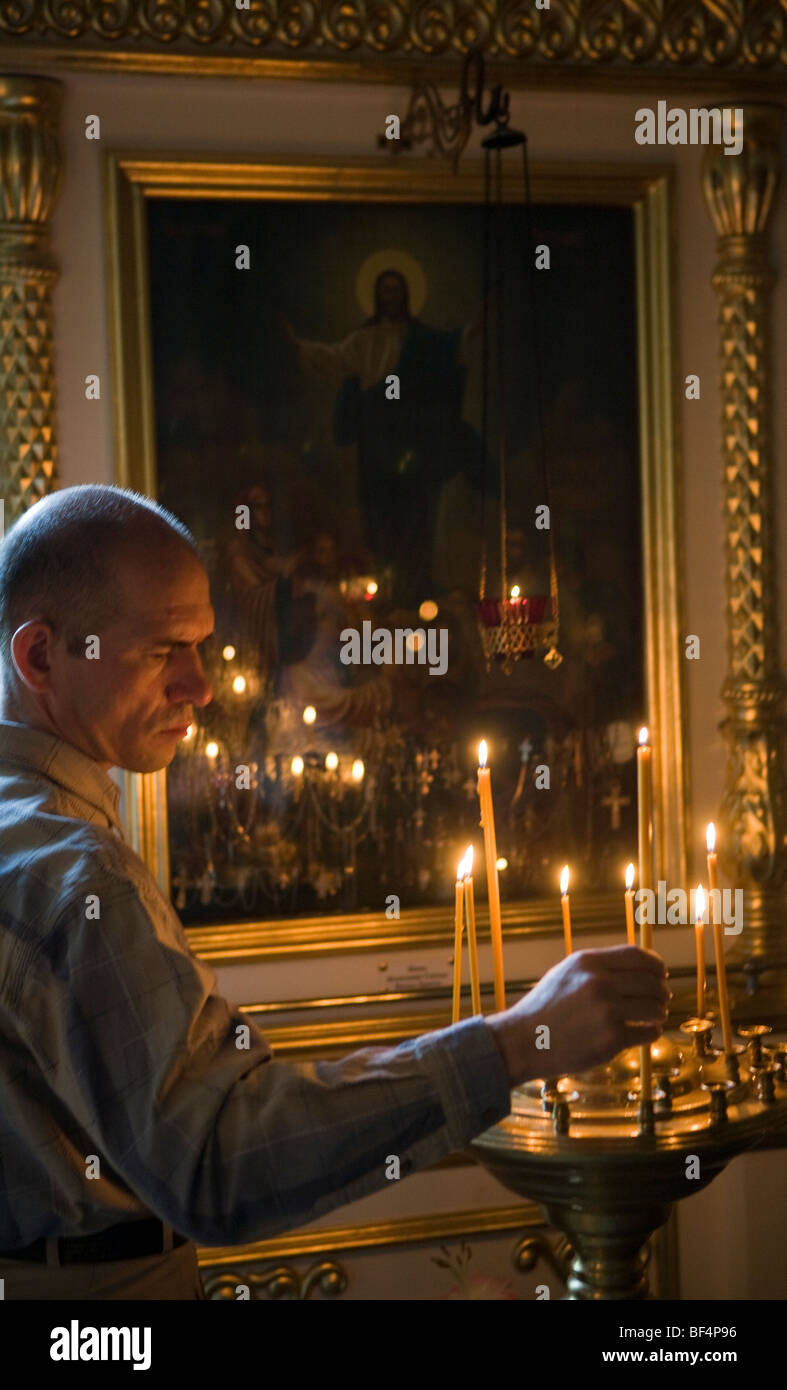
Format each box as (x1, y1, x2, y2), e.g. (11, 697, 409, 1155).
(654, 1073, 673, 1115)
(724, 1048, 744, 1084)
(755, 1068, 776, 1104)
(701, 1079, 736, 1123)
(737, 1023, 772, 1070)
(540, 1080, 559, 1115)
(680, 1017, 715, 1058)
(553, 1100, 570, 1135)
(637, 1097, 655, 1136)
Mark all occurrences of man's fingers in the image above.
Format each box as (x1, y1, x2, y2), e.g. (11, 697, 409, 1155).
(615, 997, 669, 1025)
(581, 945, 666, 976)
(603, 971, 671, 1004)
(623, 1021, 664, 1045)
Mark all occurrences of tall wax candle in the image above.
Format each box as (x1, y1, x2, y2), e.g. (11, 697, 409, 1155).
(706, 822, 733, 1053)
(560, 864, 573, 956)
(452, 855, 466, 1024)
(464, 845, 482, 1016)
(637, 727, 653, 1103)
(477, 741, 506, 1012)
(624, 862, 636, 946)
(694, 883, 706, 1020)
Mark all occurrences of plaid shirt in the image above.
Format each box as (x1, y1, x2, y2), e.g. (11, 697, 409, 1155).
(0, 720, 511, 1248)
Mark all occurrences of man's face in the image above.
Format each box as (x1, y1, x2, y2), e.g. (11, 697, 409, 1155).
(377, 274, 407, 320)
(40, 549, 214, 773)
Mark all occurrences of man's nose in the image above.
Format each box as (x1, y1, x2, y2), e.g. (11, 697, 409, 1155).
(167, 655, 213, 709)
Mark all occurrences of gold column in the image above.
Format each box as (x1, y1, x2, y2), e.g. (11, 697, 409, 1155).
(0, 75, 62, 522)
(701, 105, 787, 973)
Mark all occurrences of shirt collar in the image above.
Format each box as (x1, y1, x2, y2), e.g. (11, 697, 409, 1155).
(0, 720, 125, 837)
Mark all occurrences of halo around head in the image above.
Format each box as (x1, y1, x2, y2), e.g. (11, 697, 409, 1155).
(355, 249, 427, 318)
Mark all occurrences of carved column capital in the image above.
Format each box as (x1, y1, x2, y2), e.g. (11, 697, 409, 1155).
(0, 74, 62, 519)
(701, 102, 787, 965)
(702, 103, 781, 247)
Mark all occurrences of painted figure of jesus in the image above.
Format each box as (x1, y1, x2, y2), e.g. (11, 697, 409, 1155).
(280, 267, 486, 609)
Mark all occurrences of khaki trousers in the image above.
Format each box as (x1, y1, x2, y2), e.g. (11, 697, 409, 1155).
(0, 1239, 205, 1300)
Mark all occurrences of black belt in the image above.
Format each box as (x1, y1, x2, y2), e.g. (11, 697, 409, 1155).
(0, 1217, 189, 1265)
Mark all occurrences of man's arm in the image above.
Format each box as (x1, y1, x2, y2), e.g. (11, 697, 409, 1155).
(21, 878, 511, 1247)
(23, 868, 667, 1249)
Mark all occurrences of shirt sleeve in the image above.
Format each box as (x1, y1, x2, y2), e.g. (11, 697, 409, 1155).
(21, 879, 512, 1247)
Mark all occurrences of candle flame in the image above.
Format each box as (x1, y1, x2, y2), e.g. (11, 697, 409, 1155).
(638, 726, 649, 747)
(478, 740, 488, 769)
(560, 864, 569, 896)
(695, 883, 706, 922)
(465, 843, 474, 875)
(456, 853, 467, 882)
(625, 862, 635, 890)
(706, 822, 716, 853)
(510, 585, 520, 599)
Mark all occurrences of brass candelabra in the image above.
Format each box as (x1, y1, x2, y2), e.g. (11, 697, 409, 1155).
(472, 1020, 787, 1299)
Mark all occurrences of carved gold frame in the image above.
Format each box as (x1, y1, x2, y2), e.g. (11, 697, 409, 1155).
(3, 1, 787, 94)
(105, 152, 686, 962)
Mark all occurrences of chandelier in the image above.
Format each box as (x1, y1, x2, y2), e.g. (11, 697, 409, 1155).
(384, 53, 562, 675)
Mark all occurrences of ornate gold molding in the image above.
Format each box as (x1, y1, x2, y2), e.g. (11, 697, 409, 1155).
(201, 1257, 348, 1300)
(1, 3, 787, 90)
(701, 104, 787, 964)
(197, 1200, 546, 1297)
(0, 75, 62, 521)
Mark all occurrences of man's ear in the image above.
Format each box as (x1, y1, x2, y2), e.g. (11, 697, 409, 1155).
(10, 620, 56, 692)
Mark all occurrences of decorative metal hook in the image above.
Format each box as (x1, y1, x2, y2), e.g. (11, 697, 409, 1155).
(378, 51, 519, 170)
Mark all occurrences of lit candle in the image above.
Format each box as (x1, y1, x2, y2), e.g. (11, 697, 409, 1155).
(477, 741, 506, 1012)
(624, 862, 636, 946)
(694, 883, 706, 1020)
(706, 822, 733, 1053)
(560, 864, 573, 955)
(452, 854, 466, 1024)
(463, 845, 482, 1016)
(637, 727, 653, 1105)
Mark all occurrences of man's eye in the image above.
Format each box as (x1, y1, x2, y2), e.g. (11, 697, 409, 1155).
(151, 650, 171, 660)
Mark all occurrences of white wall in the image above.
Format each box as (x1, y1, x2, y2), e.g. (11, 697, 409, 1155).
(39, 68, 787, 1298)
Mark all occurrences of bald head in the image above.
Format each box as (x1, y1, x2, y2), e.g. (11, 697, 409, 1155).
(0, 485, 202, 674)
(0, 486, 214, 771)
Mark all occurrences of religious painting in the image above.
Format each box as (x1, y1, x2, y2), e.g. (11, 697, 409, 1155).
(141, 180, 652, 926)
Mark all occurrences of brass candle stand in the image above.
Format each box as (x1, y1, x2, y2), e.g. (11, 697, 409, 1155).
(472, 1021, 787, 1300)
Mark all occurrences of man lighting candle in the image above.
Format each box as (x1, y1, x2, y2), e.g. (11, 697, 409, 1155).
(0, 485, 670, 1300)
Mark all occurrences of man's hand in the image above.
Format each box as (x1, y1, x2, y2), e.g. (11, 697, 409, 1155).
(485, 945, 670, 1087)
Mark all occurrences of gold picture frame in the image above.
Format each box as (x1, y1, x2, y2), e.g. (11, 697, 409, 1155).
(105, 151, 686, 969)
